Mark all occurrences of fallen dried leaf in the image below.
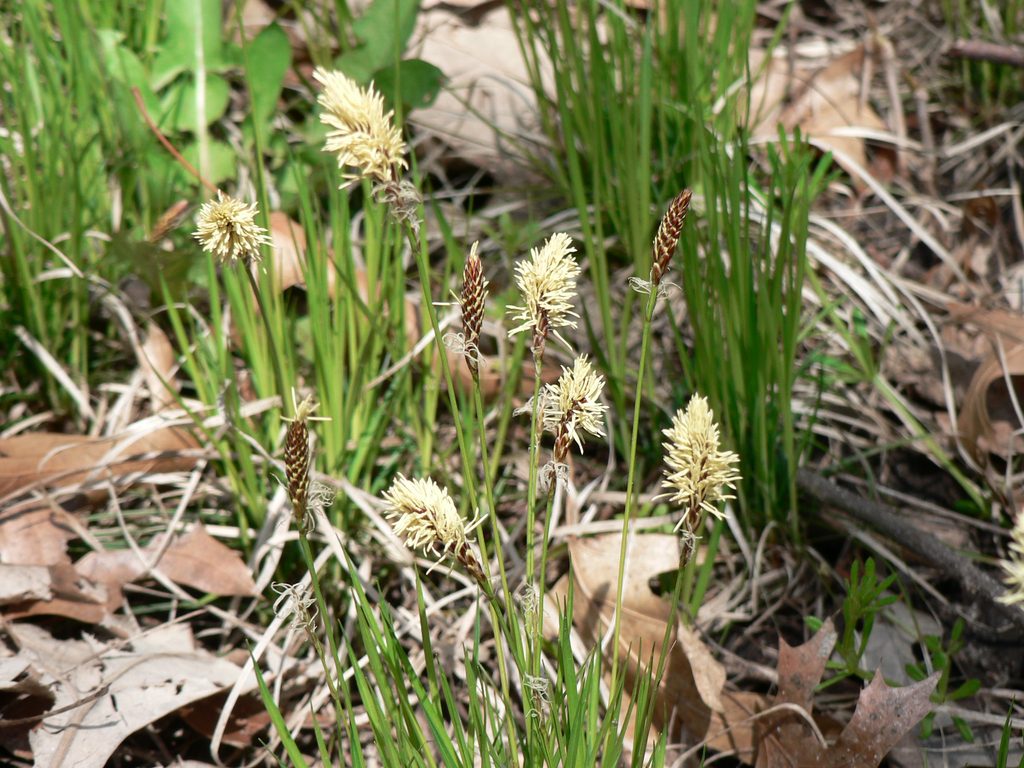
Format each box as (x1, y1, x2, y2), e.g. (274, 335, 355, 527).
(551, 533, 726, 751)
(9, 622, 247, 768)
(138, 321, 180, 412)
(76, 524, 256, 597)
(411, 8, 549, 182)
(957, 341, 1024, 462)
(3, 563, 120, 624)
(0, 426, 198, 500)
(749, 47, 888, 185)
(755, 620, 938, 767)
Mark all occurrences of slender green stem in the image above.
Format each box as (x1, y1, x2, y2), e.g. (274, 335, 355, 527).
(524, 352, 545, 589)
(245, 267, 287, 409)
(609, 285, 659, 687)
(403, 221, 523, 764)
(472, 384, 512, 604)
(297, 532, 344, 719)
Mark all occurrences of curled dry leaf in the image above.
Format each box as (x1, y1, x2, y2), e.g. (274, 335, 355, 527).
(748, 46, 888, 186)
(138, 321, 179, 412)
(957, 343, 1024, 463)
(949, 303, 1024, 462)
(548, 533, 726, 751)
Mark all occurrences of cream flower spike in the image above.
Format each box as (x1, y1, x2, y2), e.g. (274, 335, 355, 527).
(662, 394, 741, 532)
(998, 512, 1024, 607)
(314, 68, 408, 185)
(193, 191, 271, 264)
(382, 475, 487, 584)
(506, 232, 580, 357)
(541, 355, 608, 462)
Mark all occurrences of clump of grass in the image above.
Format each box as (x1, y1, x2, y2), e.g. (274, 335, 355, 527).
(245, 63, 744, 761)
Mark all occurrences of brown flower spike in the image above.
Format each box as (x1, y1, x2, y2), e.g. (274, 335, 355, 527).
(651, 189, 692, 286)
(284, 395, 318, 527)
(460, 242, 488, 379)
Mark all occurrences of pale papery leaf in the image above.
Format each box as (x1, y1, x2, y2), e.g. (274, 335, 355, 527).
(138, 321, 179, 412)
(3, 562, 121, 624)
(12, 622, 247, 768)
(555, 533, 726, 751)
(76, 524, 256, 597)
(748, 47, 889, 187)
(957, 342, 1024, 462)
(0, 427, 198, 500)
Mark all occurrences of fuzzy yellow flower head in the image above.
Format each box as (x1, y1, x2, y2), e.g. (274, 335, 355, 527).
(383, 474, 469, 559)
(314, 68, 408, 186)
(542, 355, 608, 460)
(663, 394, 741, 531)
(193, 191, 271, 264)
(998, 512, 1024, 608)
(507, 232, 580, 354)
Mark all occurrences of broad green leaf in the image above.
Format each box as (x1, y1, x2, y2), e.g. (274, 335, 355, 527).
(181, 138, 237, 185)
(372, 59, 444, 112)
(162, 74, 230, 132)
(246, 22, 291, 128)
(96, 29, 160, 118)
(150, 0, 228, 90)
(336, 0, 420, 83)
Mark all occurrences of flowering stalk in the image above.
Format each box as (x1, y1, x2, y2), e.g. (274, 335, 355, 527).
(284, 405, 311, 525)
(192, 188, 287, 402)
(608, 190, 695, 694)
(314, 68, 421, 228)
(541, 356, 608, 465)
(662, 394, 741, 535)
(193, 190, 272, 265)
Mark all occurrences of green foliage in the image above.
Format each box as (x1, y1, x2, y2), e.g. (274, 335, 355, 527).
(808, 557, 898, 687)
(906, 618, 981, 742)
(515, 0, 829, 533)
(940, 0, 1024, 116)
(330, 0, 443, 112)
(996, 704, 1024, 768)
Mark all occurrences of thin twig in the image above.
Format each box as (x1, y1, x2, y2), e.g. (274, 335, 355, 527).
(947, 40, 1024, 68)
(131, 87, 217, 194)
(796, 468, 1024, 640)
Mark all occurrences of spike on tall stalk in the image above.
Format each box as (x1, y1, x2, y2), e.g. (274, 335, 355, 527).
(651, 189, 692, 286)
